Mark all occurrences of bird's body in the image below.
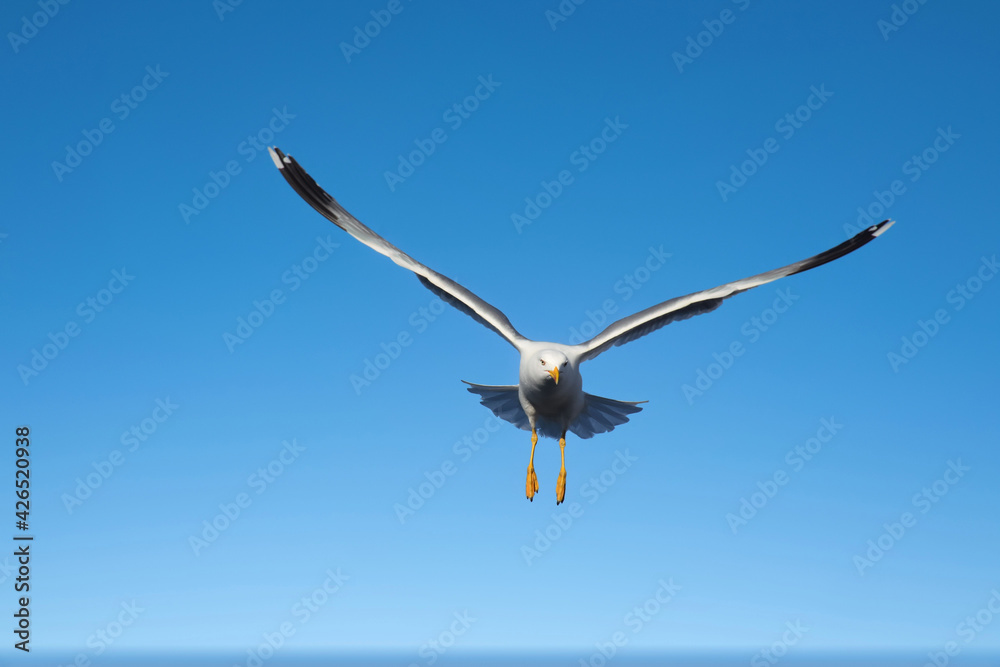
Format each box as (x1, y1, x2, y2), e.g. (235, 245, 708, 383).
(518, 347, 582, 430)
(268, 146, 894, 504)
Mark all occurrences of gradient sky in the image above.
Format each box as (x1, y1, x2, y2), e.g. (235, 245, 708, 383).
(2, 0, 999, 663)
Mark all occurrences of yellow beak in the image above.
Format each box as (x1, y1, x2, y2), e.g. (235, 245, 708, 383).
(548, 366, 560, 384)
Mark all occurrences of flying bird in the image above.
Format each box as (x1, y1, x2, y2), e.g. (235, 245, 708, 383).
(268, 146, 893, 504)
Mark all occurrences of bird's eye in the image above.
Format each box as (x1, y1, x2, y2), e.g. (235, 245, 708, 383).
(540, 360, 546, 366)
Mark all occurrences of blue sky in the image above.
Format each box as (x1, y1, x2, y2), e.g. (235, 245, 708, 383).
(2, 0, 999, 662)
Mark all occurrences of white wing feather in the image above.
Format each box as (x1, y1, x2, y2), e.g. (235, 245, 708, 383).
(270, 147, 529, 350)
(571, 220, 894, 363)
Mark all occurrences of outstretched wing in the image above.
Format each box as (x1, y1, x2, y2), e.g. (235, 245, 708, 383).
(269, 147, 529, 350)
(571, 220, 894, 363)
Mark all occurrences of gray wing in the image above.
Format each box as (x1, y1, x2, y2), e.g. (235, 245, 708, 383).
(269, 147, 529, 350)
(571, 220, 894, 363)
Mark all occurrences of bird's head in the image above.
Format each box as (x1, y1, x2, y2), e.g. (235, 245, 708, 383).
(533, 349, 570, 386)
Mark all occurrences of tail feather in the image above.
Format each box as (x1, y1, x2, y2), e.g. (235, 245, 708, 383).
(464, 382, 645, 440)
(569, 393, 646, 439)
(463, 382, 531, 432)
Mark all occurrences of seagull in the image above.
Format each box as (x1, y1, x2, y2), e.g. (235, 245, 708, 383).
(268, 146, 893, 504)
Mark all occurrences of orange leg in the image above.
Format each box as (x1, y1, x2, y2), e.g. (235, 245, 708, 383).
(526, 429, 539, 501)
(555, 433, 567, 505)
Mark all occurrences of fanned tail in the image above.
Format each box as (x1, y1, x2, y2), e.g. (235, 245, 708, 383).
(463, 382, 531, 431)
(569, 393, 646, 439)
(464, 382, 645, 441)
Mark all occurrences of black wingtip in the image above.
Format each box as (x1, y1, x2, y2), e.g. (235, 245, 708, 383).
(267, 147, 349, 230)
(784, 218, 895, 279)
